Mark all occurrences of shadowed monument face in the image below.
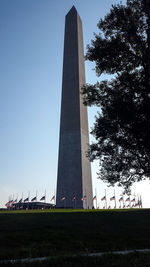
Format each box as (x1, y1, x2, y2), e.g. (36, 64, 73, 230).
(56, 6, 93, 209)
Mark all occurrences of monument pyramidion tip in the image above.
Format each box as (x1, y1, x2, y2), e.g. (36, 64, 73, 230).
(67, 5, 77, 16)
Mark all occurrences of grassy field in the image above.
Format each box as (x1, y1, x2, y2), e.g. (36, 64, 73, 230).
(0, 209, 150, 264)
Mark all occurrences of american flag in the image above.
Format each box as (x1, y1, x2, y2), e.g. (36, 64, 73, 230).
(40, 196, 45, 201)
(93, 195, 96, 200)
(31, 196, 36, 202)
(131, 198, 135, 202)
(61, 196, 65, 201)
(51, 195, 55, 201)
(24, 197, 29, 202)
(125, 197, 130, 202)
(101, 196, 106, 201)
(119, 197, 123, 202)
(5, 200, 13, 207)
(81, 195, 86, 201)
(110, 196, 115, 201)
(72, 196, 76, 201)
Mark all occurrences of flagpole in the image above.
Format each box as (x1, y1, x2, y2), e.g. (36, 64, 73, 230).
(134, 193, 136, 208)
(85, 189, 87, 209)
(129, 194, 131, 208)
(105, 189, 107, 209)
(95, 188, 97, 209)
(114, 189, 116, 208)
(21, 192, 23, 210)
(140, 195, 142, 208)
(64, 191, 65, 209)
(8, 195, 10, 210)
(74, 192, 76, 209)
(54, 187, 56, 209)
(45, 189, 46, 204)
(122, 193, 125, 208)
(28, 191, 30, 209)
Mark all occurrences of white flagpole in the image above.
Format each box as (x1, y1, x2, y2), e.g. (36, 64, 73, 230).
(140, 195, 142, 208)
(129, 194, 131, 208)
(122, 193, 125, 208)
(85, 189, 87, 209)
(36, 190, 37, 202)
(54, 187, 56, 208)
(105, 189, 107, 209)
(134, 192, 136, 208)
(95, 188, 97, 209)
(114, 189, 116, 208)
(28, 191, 30, 209)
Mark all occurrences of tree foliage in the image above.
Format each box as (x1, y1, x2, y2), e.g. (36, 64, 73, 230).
(82, 0, 150, 192)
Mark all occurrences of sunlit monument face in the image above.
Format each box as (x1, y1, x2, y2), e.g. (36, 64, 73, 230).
(56, 6, 93, 209)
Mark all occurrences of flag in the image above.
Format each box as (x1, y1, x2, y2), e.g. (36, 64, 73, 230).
(51, 195, 55, 201)
(31, 196, 36, 202)
(101, 196, 106, 201)
(61, 196, 65, 201)
(123, 204, 126, 208)
(119, 197, 123, 202)
(5, 201, 10, 207)
(125, 197, 130, 202)
(81, 195, 86, 201)
(108, 206, 111, 209)
(93, 195, 96, 200)
(131, 198, 135, 202)
(24, 197, 29, 202)
(72, 196, 76, 201)
(13, 199, 17, 203)
(40, 196, 45, 201)
(127, 204, 130, 207)
(110, 196, 115, 201)
(5, 200, 13, 207)
(18, 198, 22, 203)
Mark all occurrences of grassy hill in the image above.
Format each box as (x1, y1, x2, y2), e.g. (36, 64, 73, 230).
(0, 209, 150, 264)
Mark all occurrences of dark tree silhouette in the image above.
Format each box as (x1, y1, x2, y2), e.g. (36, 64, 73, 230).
(82, 0, 150, 192)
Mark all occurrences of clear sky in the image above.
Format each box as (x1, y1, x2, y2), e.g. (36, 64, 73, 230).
(1, 0, 150, 208)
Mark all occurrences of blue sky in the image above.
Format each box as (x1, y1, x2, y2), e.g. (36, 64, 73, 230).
(1, 0, 150, 208)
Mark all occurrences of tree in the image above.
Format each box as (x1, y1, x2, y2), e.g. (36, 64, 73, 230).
(82, 0, 150, 192)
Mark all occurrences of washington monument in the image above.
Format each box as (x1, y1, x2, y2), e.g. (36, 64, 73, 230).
(56, 6, 93, 209)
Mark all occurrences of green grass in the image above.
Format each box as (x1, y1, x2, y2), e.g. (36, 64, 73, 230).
(0, 209, 150, 261)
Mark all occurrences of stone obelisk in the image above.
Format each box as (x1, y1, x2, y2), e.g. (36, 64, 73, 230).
(56, 6, 93, 209)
